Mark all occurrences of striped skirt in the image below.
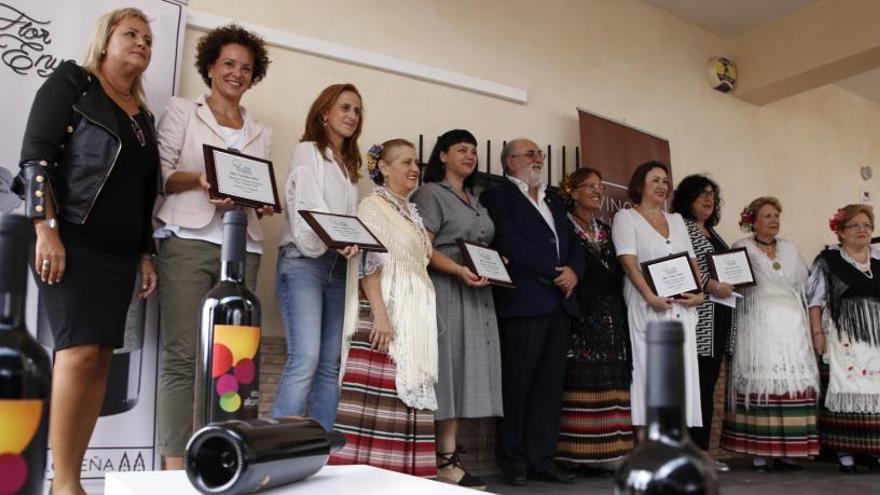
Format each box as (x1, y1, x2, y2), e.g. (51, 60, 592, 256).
(329, 329, 437, 477)
(820, 411, 880, 454)
(555, 389, 634, 464)
(720, 391, 819, 457)
(818, 361, 880, 455)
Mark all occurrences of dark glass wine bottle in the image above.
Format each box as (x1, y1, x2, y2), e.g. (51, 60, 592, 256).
(194, 210, 261, 430)
(185, 417, 346, 494)
(0, 214, 51, 495)
(614, 320, 718, 495)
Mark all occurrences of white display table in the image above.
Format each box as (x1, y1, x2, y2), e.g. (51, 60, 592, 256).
(104, 465, 496, 494)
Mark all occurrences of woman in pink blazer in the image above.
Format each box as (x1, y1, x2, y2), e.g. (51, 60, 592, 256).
(153, 24, 273, 470)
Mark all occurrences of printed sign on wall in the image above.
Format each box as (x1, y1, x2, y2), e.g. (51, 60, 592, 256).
(0, 0, 187, 484)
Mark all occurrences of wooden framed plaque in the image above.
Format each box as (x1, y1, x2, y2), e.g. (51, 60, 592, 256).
(203, 144, 282, 212)
(708, 247, 756, 288)
(641, 251, 701, 298)
(298, 210, 386, 252)
(457, 240, 515, 288)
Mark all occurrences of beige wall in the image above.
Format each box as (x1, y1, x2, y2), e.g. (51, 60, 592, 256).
(180, 0, 880, 336)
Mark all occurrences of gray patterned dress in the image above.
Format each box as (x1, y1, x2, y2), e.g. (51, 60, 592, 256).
(411, 181, 504, 421)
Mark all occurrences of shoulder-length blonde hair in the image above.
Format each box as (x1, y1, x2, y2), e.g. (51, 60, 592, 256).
(82, 8, 150, 107)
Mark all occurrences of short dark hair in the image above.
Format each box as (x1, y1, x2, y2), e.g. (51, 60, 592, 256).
(671, 174, 723, 227)
(627, 161, 669, 204)
(423, 129, 478, 189)
(195, 24, 270, 88)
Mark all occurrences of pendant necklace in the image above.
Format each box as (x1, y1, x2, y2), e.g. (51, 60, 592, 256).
(755, 236, 781, 270)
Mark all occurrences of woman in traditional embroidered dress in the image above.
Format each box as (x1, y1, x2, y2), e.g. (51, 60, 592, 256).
(555, 167, 633, 471)
(411, 129, 501, 489)
(721, 196, 819, 471)
(330, 139, 438, 477)
(612, 161, 704, 438)
(671, 175, 736, 470)
(807, 204, 880, 473)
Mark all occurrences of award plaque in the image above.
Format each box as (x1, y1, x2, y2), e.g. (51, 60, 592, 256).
(298, 210, 386, 252)
(641, 252, 701, 298)
(457, 240, 515, 288)
(708, 247, 756, 288)
(203, 144, 282, 212)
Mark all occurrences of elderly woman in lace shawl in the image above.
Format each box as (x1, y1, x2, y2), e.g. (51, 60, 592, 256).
(329, 139, 439, 477)
(720, 196, 820, 472)
(807, 204, 880, 473)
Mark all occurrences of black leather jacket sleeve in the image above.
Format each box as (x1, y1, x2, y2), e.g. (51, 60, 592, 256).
(12, 61, 86, 218)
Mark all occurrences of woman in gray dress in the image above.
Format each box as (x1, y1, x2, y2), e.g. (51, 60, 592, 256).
(412, 129, 503, 490)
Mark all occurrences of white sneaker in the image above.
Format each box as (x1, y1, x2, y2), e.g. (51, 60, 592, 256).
(714, 460, 730, 472)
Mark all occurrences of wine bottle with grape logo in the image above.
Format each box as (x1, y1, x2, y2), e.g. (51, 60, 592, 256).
(194, 210, 261, 429)
(0, 214, 51, 495)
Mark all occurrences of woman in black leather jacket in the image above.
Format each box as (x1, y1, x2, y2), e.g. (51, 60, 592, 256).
(13, 8, 159, 494)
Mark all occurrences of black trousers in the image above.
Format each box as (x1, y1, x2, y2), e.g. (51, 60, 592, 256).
(495, 310, 569, 475)
(689, 355, 723, 451)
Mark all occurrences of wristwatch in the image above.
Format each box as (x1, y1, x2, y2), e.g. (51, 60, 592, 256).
(38, 218, 58, 229)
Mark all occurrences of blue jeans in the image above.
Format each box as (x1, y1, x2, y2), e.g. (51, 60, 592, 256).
(273, 245, 347, 430)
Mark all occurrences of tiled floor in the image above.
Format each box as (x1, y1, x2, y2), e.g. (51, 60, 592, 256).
(480, 457, 877, 495)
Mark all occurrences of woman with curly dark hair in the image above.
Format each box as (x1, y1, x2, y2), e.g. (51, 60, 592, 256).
(671, 175, 736, 469)
(153, 23, 273, 470)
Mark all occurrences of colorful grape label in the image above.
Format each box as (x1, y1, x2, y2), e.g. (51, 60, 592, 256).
(209, 325, 261, 420)
(0, 399, 47, 495)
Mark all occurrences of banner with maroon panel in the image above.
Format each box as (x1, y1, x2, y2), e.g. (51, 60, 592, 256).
(577, 108, 671, 222)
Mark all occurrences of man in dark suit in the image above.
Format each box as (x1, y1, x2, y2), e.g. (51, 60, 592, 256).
(480, 138, 585, 486)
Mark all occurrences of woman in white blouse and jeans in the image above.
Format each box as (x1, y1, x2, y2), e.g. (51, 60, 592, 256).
(273, 84, 362, 430)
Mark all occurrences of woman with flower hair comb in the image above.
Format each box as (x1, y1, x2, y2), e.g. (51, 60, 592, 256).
(331, 139, 439, 477)
(721, 196, 819, 471)
(807, 204, 880, 472)
(553, 167, 633, 472)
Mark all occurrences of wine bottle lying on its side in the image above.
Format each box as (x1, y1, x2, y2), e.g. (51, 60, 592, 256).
(185, 417, 346, 494)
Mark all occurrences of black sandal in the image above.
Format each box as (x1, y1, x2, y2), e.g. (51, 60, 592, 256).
(436, 447, 487, 490)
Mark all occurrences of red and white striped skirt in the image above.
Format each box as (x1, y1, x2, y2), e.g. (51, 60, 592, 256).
(330, 318, 436, 477)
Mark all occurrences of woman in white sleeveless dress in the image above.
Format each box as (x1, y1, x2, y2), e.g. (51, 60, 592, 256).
(612, 161, 704, 435)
